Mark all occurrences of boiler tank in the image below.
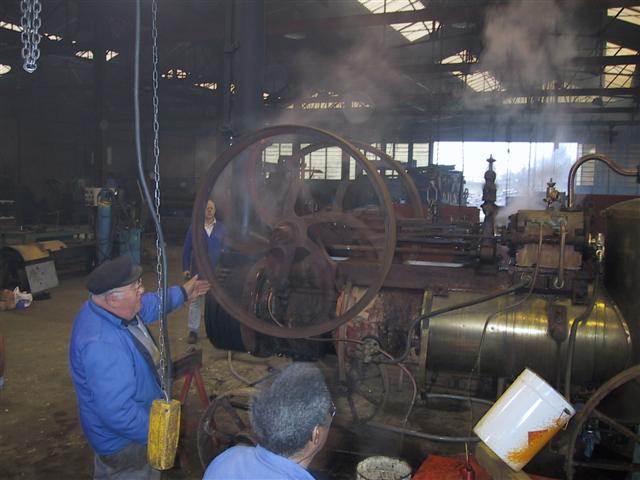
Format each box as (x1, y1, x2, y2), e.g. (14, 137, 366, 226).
(426, 292, 631, 385)
(604, 198, 640, 362)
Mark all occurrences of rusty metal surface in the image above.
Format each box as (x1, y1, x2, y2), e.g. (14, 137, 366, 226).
(512, 210, 584, 237)
(336, 286, 423, 357)
(515, 243, 582, 269)
(192, 125, 397, 338)
(337, 262, 512, 292)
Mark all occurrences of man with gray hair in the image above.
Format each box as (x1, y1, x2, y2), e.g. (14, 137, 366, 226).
(203, 363, 335, 479)
(69, 255, 210, 479)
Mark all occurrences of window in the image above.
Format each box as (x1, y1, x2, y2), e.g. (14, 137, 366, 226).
(413, 143, 429, 167)
(433, 141, 578, 208)
(262, 143, 293, 164)
(301, 146, 342, 180)
(575, 144, 596, 187)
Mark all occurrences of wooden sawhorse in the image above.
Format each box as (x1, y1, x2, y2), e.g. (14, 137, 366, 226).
(173, 348, 209, 409)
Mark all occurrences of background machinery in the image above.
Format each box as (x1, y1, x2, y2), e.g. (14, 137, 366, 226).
(193, 125, 640, 478)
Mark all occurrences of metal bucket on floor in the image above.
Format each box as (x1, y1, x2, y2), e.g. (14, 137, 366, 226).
(473, 368, 575, 471)
(356, 456, 411, 480)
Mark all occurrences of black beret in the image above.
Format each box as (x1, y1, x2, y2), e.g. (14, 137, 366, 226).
(86, 256, 143, 295)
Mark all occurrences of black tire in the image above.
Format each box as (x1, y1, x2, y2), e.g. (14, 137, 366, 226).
(204, 291, 246, 352)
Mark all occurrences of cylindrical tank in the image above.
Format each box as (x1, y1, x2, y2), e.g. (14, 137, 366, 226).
(604, 198, 640, 362)
(96, 189, 113, 264)
(117, 227, 141, 265)
(329, 285, 631, 387)
(427, 292, 631, 385)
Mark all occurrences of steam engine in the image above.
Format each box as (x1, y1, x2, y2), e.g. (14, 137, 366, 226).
(195, 126, 638, 405)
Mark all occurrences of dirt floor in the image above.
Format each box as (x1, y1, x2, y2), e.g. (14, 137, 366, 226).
(0, 244, 486, 480)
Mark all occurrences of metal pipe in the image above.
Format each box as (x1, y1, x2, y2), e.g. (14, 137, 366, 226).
(367, 421, 480, 443)
(567, 154, 638, 209)
(424, 393, 494, 407)
(553, 221, 567, 289)
(563, 272, 601, 399)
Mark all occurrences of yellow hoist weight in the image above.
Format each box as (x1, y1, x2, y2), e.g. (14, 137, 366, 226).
(148, 398, 181, 470)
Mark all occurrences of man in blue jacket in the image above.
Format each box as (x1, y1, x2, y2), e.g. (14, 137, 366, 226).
(182, 199, 226, 344)
(69, 255, 210, 480)
(203, 363, 335, 480)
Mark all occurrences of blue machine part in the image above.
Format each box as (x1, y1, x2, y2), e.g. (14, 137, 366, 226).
(117, 227, 141, 265)
(581, 419, 601, 458)
(96, 189, 113, 264)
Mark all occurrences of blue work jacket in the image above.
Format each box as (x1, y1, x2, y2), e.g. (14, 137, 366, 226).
(203, 445, 316, 480)
(69, 286, 186, 455)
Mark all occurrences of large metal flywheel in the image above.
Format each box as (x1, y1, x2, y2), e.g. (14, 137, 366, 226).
(192, 125, 397, 338)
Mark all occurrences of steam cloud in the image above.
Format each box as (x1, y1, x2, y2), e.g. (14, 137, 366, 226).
(479, 0, 578, 91)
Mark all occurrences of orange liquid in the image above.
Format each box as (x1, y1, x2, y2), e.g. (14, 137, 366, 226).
(506, 418, 565, 467)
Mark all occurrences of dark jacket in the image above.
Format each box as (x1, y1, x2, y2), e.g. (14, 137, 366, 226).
(182, 221, 226, 274)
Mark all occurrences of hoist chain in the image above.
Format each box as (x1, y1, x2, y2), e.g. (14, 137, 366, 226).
(150, 0, 168, 400)
(20, 0, 42, 73)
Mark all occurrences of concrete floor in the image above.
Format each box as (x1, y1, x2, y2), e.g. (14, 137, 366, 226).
(0, 244, 484, 479)
(0, 245, 270, 479)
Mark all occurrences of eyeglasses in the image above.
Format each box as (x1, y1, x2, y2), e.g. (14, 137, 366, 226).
(109, 278, 143, 295)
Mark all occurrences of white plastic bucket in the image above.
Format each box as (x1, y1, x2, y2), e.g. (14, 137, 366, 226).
(356, 456, 411, 480)
(473, 368, 575, 471)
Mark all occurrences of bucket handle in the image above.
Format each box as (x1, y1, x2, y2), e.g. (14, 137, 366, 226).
(559, 407, 574, 430)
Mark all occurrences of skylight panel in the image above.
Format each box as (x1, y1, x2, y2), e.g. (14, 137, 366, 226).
(358, 0, 438, 42)
(44, 33, 62, 41)
(75, 50, 93, 60)
(162, 68, 189, 79)
(442, 52, 467, 64)
(195, 82, 217, 90)
(0, 21, 63, 41)
(608, 7, 640, 26)
(0, 21, 21, 32)
(604, 41, 637, 88)
(0, 64, 11, 75)
(464, 72, 504, 92)
(75, 50, 119, 61)
(391, 21, 437, 41)
(444, 50, 503, 92)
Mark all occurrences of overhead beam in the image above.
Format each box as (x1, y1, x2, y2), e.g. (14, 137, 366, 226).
(395, 87, 638, 104)
(286, 86, 638, 103)
(269, 7, 476, 35)
(397, 55, 640, 74)
(604, 18, 640, 51)
(269, 1, 640, 34)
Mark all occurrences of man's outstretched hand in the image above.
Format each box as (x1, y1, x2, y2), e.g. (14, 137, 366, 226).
(183, 274, 210, 300)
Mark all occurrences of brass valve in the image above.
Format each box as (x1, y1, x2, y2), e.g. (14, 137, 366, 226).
(588, 233, 605, 264)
